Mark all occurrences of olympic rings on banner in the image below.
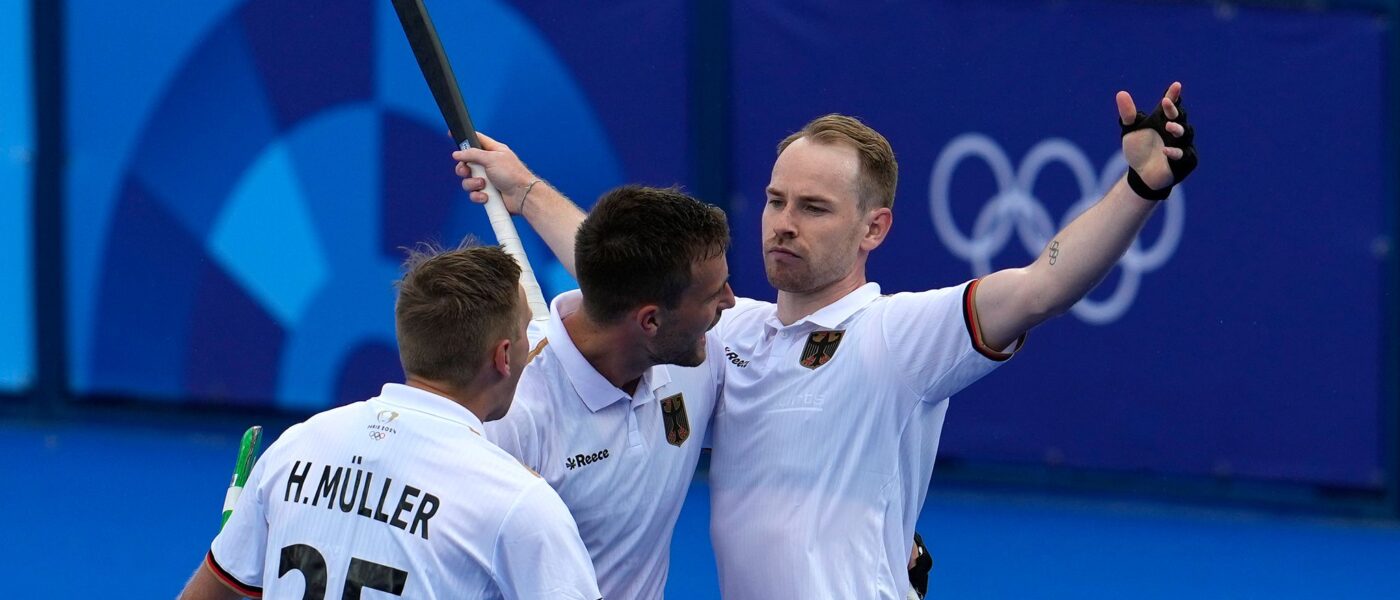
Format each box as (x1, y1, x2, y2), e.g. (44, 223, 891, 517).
(928, 134, 1184, 324)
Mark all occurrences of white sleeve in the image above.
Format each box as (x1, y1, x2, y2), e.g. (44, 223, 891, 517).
(493, 481, 601, 600)
(881, 279, 1022, 401)
(486, 385, 545, 472)
(527, 318, 548, 347)
(701, 329, 727, 450)
(712, 296, 771, 343)
(207, 447, 274, 596)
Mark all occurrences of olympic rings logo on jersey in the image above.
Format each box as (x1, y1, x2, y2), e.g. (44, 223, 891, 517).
(928, 133, 1185, 324)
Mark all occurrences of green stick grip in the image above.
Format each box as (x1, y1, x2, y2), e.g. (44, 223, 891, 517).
(221, 425, 263, 529)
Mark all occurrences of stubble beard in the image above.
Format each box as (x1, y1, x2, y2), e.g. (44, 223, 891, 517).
(648, 325, 707, 368)
(765, 241, 860, 295)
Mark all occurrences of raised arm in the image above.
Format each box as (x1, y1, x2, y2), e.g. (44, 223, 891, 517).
(974, 81, 1198, 350)
(454, 132, 586, 277)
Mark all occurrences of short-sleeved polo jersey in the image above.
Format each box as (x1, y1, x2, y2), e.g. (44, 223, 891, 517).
(209, 383, 600, 600)
(708, 280, 1019, 599)
(487, 290, 725, 600)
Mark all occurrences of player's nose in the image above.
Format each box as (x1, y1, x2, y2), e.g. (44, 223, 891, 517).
(767, 205, 797, 238)
(719, 283, 737, 311)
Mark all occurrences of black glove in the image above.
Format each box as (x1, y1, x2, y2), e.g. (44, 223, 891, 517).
(908, 532, 933, 598)
(1120, 93, 1197, 201)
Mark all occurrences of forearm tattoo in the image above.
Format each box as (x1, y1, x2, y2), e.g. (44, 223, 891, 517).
(1048, 240, 1060, 265)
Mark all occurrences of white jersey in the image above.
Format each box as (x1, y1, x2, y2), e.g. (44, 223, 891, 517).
(708, 280, 1019, 599)
(208, 383, 601, 600)
(487, 290, 724, 600)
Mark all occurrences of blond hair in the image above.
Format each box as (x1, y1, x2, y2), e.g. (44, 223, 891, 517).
(778, 114, 898, 211)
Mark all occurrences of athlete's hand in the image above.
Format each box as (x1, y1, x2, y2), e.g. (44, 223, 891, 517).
(452, 132, 538, 214)
(1117, 81, 1197, 193)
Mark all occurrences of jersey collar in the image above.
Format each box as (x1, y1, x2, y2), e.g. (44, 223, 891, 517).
(374, 383, 486, 434)
(547, 290, 674, 413)
(767, 282, 882, 332)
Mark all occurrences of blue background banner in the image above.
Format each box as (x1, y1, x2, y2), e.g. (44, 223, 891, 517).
(727, 0, 1391, 487)
(44, 0, 1398, 490)
(1, 0, 34, 393)
(6, 0, 1400, 596)
(63, 0, 688, 410)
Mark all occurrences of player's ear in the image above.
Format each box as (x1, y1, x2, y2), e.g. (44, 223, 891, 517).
(634, 304, 662, 338)
(491, 338, 512, 377)
(861, 207, 893, 252)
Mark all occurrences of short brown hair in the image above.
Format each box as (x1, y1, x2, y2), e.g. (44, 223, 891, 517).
(575, 185, 729, 323)
(777, 114, 898, 211)
(394, 241, 522, 389)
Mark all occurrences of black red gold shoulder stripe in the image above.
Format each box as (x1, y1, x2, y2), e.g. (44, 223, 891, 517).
(526, 338, 550, 364)
(961, 279, 1025, 362)
(205, 550, 263, 598)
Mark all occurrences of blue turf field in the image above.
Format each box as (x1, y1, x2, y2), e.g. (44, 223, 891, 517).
(9, 419, 1400, 598)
